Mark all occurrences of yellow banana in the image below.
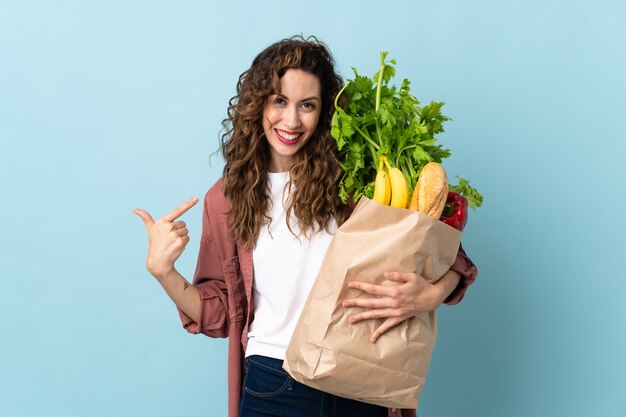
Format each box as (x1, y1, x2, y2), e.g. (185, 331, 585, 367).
(373, 156, 391, 205)
(383, 158, 409, 208)
(388, 167, 409, 208)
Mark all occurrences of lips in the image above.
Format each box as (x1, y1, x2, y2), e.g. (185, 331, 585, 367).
(275, 129, 303, 145)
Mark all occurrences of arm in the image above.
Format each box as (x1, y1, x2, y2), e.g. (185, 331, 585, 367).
(433, 268, 461, 306)
(175, 234, 230, 337)
(343, 244, 477, 342)
(150, 230, 229, 337)
(443, 243, 478, 305)
(154, 268, 202, 324)
(344, 270, 458, 342)
(134, 196, 205, 325)
(175, 190, 230, 338)
(135, 192, 230, 338)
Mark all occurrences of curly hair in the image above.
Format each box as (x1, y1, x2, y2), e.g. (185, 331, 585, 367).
(219, 35, 351, 249)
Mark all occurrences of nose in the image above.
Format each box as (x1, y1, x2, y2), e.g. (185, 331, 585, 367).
(283, 104, 301, 129)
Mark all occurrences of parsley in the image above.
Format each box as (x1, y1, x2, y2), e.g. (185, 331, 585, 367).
(449, 176, 483, 210)
(331, 51, 483, 208)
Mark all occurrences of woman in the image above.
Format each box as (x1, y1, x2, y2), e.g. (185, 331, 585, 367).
(134, 36, 477, 417)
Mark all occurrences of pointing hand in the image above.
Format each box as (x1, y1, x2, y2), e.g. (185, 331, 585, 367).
(134, 196, 199, 279)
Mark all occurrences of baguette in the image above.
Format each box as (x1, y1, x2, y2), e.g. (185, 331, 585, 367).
(408, 162, 448, 218)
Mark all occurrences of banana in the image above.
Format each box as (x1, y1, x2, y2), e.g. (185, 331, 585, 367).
(373, 156, 391, 205)
(388, 167, 409, 208)
(383, 158, 409, 209)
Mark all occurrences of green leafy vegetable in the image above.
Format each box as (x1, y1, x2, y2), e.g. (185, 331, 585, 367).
(330, 51, 483, 208)
(449, 176, 483, 210)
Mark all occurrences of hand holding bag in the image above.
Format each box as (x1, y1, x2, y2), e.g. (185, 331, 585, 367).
(283, 197, 462, 409)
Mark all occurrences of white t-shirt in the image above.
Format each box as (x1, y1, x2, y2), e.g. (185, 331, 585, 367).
(245, 172, 336, 360)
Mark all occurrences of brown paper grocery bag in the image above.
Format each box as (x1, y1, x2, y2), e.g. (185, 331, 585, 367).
(283, 196, 462, 409)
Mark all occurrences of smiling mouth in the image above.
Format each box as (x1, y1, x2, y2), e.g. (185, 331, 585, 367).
(275, 129, 303, 145)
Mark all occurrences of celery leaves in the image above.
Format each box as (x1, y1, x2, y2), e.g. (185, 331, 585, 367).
(331, 51, 483, 208)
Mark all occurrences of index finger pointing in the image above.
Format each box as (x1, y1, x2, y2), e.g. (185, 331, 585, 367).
(163, 196, 199, 222)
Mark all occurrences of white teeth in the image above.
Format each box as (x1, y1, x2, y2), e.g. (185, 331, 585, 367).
(276, 130, 301, 140)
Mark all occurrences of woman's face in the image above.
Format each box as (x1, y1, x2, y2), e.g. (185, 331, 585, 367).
(262, 69, 322, 172)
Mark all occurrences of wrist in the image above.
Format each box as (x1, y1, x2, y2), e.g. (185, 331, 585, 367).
(419, 283, 445, 312)
(151, 265, 176, 282)
(431, 284, 446, 310)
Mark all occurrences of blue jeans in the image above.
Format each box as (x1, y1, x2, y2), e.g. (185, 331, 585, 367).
(239, 355, 388, 417)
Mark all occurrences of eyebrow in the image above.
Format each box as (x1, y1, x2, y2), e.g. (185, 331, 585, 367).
(276, 94, 320, 102)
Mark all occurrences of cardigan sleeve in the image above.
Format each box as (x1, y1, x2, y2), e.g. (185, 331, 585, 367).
(177, 190, 230, 338)
(443, 243, 478, 305)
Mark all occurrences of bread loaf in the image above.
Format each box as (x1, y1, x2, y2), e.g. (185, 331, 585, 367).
(408, 162, 448, 218)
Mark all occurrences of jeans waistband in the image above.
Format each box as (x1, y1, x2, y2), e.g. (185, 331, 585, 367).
(246, 354, 287, 374)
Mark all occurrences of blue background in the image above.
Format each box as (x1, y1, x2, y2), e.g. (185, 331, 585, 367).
(2, 1, 625, 416)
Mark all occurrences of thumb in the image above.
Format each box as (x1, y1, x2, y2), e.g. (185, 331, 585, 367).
(133, 208, 155, 228)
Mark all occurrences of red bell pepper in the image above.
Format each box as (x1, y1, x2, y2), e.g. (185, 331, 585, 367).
(439, 192, 468, 231)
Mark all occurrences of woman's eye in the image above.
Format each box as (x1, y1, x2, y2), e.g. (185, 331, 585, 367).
(274, 97, 286, 105)
(302, 102, 316, 110)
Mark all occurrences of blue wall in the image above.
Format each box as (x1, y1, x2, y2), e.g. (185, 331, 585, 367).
(2, 1, 625, 416)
